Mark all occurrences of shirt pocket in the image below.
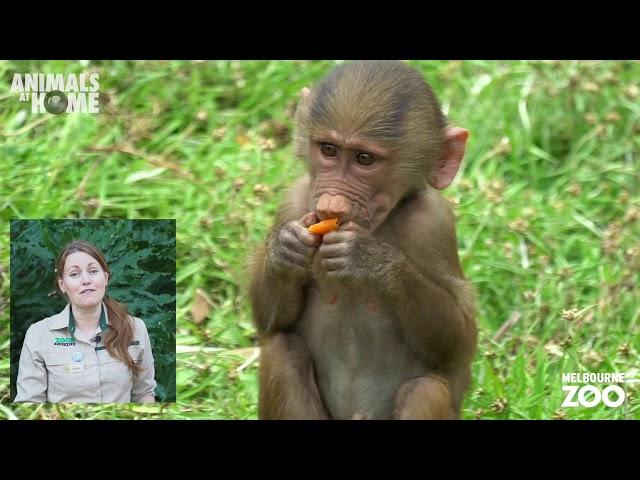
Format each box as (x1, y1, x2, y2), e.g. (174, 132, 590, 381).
(42, 351, 86, 402)
(99, 345, 143, 400)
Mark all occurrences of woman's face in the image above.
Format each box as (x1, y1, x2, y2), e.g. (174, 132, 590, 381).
(58, 251, 109, 309)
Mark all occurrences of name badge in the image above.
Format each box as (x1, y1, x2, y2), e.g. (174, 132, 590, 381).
(65, 364, 85, 373)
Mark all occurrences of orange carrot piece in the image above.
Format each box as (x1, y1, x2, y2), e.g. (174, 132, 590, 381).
(308, 218, 339, 235)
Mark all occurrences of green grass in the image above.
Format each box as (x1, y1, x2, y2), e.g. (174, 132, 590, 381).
(0, 60, 638, 420)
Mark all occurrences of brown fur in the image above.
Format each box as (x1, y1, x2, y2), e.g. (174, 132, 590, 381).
(250, 61, 476, 420)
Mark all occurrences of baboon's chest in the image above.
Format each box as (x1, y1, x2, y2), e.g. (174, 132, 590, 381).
(300, 282, 424, 419)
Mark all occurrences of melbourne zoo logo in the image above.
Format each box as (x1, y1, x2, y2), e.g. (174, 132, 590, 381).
(10, 73, 100, 114)
(561, 372, 638, 408)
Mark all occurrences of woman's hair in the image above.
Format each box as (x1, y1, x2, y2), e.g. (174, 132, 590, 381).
(55, 240, 141, 374)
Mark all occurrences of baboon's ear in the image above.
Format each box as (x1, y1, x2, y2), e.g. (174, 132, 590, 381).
(295, 87, 312, 119)
(433, 127, 469, 190)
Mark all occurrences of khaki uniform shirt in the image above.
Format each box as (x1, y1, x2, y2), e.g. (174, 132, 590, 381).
(15, 303, 157, 403)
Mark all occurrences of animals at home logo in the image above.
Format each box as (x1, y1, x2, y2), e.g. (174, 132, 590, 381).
(10, 73, 100, 114)
(561, 372, 638, 408)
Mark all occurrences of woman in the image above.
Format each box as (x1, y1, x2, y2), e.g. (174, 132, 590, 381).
(15, 240, 156, 403)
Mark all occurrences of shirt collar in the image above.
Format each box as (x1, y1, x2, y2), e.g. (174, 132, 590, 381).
(49, 302, 110, 336)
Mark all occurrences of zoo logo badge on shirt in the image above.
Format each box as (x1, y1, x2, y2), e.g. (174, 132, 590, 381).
(54, 337, 75, 346)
